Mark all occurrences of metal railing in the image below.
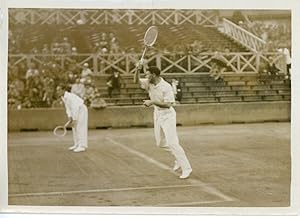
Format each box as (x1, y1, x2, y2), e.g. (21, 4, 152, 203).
(219, 18, 266, 52)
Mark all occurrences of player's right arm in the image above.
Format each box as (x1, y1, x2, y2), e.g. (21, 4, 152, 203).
(133, 61, 143, 84)
(134, 61, 149, 90)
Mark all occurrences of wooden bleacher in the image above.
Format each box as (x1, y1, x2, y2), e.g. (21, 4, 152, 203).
(93, 73, 291, 106)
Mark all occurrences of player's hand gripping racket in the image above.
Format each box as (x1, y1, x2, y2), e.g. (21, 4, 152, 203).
(53, 120, 71, 137)
(140, 26, 158, 62)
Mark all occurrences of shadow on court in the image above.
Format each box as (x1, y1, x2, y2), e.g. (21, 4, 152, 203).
(8, 122, 290, 207)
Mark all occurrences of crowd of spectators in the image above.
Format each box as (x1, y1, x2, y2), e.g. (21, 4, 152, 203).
(89, 32, 121, 55)
(7, 14, 291, 109)
(8, 61, 104, 109)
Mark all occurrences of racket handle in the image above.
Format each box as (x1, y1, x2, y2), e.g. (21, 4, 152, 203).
(64, 120, 71, 128)
(140, 46, 148, 62)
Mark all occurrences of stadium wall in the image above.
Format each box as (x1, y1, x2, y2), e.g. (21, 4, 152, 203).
(8, 102, 290, 131)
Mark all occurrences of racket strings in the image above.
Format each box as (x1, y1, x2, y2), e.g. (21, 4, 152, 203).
(144, 26, 158, 46)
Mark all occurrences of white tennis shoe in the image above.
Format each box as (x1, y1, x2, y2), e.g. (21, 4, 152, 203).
(180, 169, 192, 179)
(73, 147, 86, 153)
(68, 145, 77, 151)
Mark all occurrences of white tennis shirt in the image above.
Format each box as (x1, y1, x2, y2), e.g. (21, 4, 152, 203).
(139, 77, 175, 109)
(61, 91, 84, 120)
(139, 77, 176, 146)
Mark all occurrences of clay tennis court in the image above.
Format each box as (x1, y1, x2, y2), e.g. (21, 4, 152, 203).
(8, 122, 290, 207)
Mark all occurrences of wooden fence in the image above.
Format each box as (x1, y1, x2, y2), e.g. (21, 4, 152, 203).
(8, 52, 286, 75)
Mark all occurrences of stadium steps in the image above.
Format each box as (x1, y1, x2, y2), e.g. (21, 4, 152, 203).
(92, 73, 290, 106)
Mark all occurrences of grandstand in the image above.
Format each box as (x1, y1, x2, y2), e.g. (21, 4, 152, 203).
(7, 9, 291, 117)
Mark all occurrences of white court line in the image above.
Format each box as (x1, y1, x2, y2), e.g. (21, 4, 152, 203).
(105, 136, 236, 203)
(9, 184, 207, 198)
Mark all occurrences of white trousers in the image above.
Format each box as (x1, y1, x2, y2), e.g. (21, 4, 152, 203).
(72, 104, 88, 148)
(154, 107, 192, 172)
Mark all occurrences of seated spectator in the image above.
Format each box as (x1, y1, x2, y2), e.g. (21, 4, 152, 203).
(27, 76, 43, 105)
(99, 32, 108, 51)
(71, 78, 86, 98)
(84, 82, 97, 106)
(263, 57, 280, 76)
(90, 96, 107, 109)
(42, 44, 50, 54)
(106, 70, 122, 98)
(171, 79, 182, 103)
(42, 76, 55, 106)
(71, 47, 78, 55)
(81, 63, 93, 78)
(61, 37, 71, 54)
(25, 63, 39, 80)
(209, 52, 227, 81)
(52, 98, 64, 108)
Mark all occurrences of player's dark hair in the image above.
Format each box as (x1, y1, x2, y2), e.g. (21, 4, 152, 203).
(148, 66, 161, 76)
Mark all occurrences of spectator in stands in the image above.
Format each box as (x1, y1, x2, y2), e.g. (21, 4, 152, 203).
(27, 75, 43, 106)
(84, 81, 97, 106)
(71, 47, 78, 55)
(42, 76, 55, 107)
(25, 63, 39, 80)
(278, 45, 291, 80)
(61, 37, 72, 54)
(209, 52, 227, 81)
(8, 76, 25, 109)
(106, 70, 122, 98)
(263, 56, 280, 76)
(99, 32, 108, 52)
(231, 10, 245, 25)
(25, 63, 40, 90)
(71, 78, 86, 98)
(81, 63, 93, 78)
(171, 79, 182, 103)
(42, 44, 50, 54)
(51, 95, 64, 108)
(109, 36, 120, 54)
(51, 42, 60, 54)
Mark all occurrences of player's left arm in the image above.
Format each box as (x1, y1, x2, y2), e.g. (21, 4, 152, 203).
(143, 85, 175, 108)
(144, 100, 172, 108)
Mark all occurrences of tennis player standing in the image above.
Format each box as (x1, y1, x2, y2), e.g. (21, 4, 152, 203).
(134, 63, 192, 179)
(56, 85, 88, 153)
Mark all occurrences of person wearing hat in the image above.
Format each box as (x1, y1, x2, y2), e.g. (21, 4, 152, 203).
(134, 62, 192, 179)
(81, 63, 93, 79)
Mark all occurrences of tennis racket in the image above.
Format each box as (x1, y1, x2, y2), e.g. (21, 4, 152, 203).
(53, 120, 71, 137)
(140, 26, 158, 62)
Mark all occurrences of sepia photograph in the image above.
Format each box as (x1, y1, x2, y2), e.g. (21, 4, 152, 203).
(1, 0, 299, 215)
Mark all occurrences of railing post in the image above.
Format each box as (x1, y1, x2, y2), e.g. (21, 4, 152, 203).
(187, 54, 191, 72)
(174, 10, 178, 25)
(93, 54, 98, 75)
(256, 52, 260, 73)
(156, 54, 161, 70)
(237, 54, 241, 73)
(26, 55, 31, 67)
(125, 54, 129, 74)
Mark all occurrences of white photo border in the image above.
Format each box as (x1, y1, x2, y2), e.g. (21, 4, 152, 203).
(1, 0, 299, 215)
